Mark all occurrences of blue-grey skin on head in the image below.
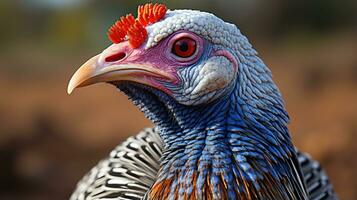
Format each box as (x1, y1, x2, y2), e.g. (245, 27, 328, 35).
(68, 9, 309, 200)
(118, 10, 308, 199)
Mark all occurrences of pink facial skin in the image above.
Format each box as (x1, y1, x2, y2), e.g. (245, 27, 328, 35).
(98, 31, 206, 94)
(124, 30, 205, 79)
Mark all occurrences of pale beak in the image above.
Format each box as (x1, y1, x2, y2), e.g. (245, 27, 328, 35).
(67, 54, 174, 94)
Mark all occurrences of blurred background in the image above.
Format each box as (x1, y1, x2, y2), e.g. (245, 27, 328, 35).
(0, 0, 356, 199)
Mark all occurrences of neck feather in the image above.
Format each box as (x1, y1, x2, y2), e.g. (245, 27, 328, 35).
(118, 81, 307, 199)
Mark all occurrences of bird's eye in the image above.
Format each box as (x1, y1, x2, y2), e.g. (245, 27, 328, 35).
(172, 37, 197, 58)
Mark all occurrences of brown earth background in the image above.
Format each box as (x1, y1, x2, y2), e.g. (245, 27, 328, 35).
(0, 0, 356, 199)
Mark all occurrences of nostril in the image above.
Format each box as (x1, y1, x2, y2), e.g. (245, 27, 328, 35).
(105, 52, 126, 62)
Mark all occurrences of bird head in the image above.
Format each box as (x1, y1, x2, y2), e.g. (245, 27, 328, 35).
(68, 4, 242, 106)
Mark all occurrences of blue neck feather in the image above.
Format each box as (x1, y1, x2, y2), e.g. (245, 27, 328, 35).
(118, 80, 306, 199)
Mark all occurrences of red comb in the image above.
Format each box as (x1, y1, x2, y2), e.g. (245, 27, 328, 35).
(108, 3, 167, 47)
(108, 14, 135, 44)
(137, 3, 167, 26)
(127, 21, 147, 48)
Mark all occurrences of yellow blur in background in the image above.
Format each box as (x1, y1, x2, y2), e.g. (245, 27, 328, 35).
(0, 0, 356, 199)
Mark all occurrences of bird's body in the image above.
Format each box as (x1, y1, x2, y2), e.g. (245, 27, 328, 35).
(70, 128, 336, 200)
(68, 4, 337, 200)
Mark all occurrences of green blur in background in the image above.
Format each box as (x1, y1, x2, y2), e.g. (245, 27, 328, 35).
(0, 0, 356, 199)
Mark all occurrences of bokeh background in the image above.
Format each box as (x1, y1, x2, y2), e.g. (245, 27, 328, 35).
(0, 0, 356, 199)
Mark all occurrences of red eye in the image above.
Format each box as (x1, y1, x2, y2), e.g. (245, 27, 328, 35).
(172, 37, 197, 58)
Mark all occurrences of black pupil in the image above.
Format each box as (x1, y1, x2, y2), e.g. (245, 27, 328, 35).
(179, 41, 189, 52)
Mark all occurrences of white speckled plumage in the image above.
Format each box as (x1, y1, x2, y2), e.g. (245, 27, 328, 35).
(146, 10, 246, 54)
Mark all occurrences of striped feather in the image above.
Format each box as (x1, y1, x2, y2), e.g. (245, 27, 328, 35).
(297, 151, 337, 200)
(70, 128, 162, 200)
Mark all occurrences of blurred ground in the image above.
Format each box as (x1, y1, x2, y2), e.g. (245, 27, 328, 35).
(0, 0, 356, 199)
